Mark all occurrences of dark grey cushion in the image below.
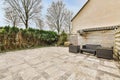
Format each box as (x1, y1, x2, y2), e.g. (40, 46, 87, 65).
(81, 49, 96, 54)
(84, 44, 101, 50)
(81, 44, 101, 55)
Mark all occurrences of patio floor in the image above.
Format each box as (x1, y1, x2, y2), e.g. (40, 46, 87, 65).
(0, 47, 120, 80)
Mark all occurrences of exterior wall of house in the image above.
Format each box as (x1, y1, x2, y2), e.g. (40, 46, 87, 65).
(71, 0, 120, 47)
(72, 0, 120, 33)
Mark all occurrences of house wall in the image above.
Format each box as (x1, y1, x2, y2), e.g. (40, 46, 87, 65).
(77, 30, 115, 47)
(72, 0, 120, 33)
(71, 0, 120, 47)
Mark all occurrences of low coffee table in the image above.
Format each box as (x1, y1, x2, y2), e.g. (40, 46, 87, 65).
(96, 47, 113, 59)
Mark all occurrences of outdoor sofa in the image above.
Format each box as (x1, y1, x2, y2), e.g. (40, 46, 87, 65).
(80, 44, 101, 55)
(96, 47, 113, 59)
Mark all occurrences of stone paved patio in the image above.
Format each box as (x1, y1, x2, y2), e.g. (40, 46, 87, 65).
(0, 47, 120, 80)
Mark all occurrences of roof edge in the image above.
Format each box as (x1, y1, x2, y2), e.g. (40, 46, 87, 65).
(71, 0, 89, 21)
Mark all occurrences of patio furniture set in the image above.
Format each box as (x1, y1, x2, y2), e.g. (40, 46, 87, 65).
(69, 44, 113, 59)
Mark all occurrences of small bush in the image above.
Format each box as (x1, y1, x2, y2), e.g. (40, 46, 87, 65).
(57, 31, 67, 46)
(4, 26, 10, 33)
(40, 30, 58, 45)
(9, 27, 19, 34)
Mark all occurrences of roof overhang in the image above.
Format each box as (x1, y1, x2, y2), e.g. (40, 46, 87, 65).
(71, 0, 89, 21)
(77, 25, 120, 33)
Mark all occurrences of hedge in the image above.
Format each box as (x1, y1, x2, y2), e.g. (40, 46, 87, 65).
(0, 26, 58, 52)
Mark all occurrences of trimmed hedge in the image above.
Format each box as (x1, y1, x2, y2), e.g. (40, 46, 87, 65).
(0, 26, 58, 52)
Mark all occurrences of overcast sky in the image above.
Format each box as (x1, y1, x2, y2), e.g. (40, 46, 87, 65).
(0, 0, 87, 27)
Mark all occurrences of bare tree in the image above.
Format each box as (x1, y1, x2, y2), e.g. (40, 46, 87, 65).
(4, 6, 19, 27)
(35, 18, 44, 30)
(5, 0, 42, 29)
(46, 1, 66, 34)
(64, 10, 73, 34)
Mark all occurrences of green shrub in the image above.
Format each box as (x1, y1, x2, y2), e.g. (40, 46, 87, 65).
(9, 27, 19, 34)
(0, 28, 6, 34)
(40, 30, 58, 44)
(57, 31, 67, 46)
(4, 26, 10, 33)
(0, 26, 59, 52)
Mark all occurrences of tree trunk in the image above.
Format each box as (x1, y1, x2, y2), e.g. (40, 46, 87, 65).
(25, 20, 28, 29)
(57, 20, 60, 35)
(57, 29, 60, 35)
(13, 21, 16, 27)
(69, 25, 71, 34)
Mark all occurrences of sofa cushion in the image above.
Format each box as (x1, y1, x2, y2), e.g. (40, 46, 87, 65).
(85, 44, 101, 50)
(81, 49, 96, 54)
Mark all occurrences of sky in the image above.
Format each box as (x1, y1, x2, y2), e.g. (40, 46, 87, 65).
(0, 0, 88, 27)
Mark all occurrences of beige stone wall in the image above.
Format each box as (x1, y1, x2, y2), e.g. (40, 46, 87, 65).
(77, 30, 115, 47)
(72, 0, 120, 33)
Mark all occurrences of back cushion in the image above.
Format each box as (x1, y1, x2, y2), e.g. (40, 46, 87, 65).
(86, 44, 101, 49)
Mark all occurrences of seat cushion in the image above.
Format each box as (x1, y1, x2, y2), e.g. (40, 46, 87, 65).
(85, 44, 101, 50)
(81, 49, 96, 54)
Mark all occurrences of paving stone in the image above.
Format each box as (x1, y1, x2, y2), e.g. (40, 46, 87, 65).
(0, 75, 6, 79)
(98, 65, 120, 76)
(58, 71, 72, 80)
(104, 61, 118, 69)
(59, 55, 69, 59)
(33, 61, 53, 71)
(9, 64, 31, 73)
(17, 68, 39, 80)
(0, 76, 13, 80)
(5, 57, 24, 67)
(100, 74, 120, 80)
(40, 71, 50, 79)
(78, 66, 97, 78)
(39, 77, 46, 80)
(67, 73, 76, 80)
(26, 58, 41, 65)
(74, 56, 86, 60)
(0, 68, 11, 80)
(12, 73, 24, 80)
(87, 57, 100, 63)
(0, 47, 120, 80)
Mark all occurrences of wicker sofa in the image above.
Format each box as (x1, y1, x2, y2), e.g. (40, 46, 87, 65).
(80, 44, 101, 55)
(96, 47, 113, 59)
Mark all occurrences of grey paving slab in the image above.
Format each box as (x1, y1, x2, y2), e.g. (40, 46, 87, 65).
(0, 47, 120, 80)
